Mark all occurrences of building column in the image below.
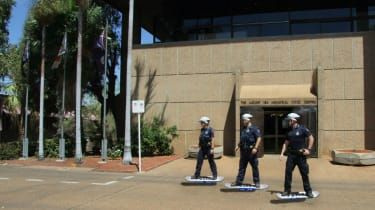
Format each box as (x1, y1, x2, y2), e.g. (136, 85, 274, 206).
(317, 65, 325, 157)
(234, 69, 242, 157)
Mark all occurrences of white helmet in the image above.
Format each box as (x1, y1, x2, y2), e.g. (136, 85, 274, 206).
(241, 113, 253, 121)
(286, 113, 300, 121)
(199, 116, 210, 124)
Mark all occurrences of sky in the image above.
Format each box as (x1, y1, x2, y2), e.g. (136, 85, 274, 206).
(8, 0, 32, 45)
(6, 0, 153, 96)
(8, 0, 153, 45)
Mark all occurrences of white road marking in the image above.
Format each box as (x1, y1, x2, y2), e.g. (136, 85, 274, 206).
(0, 177, 9, 180)
(122, 176, 134, 180)
(26, 179, 44, 182)
(60, 181, 80, 184)
(91, 181, 118, 186)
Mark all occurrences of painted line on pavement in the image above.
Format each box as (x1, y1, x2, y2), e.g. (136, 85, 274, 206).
(91, 181, 118, 186)
(60, 181, 80, 184)
(26, 179, 44, 182)
(122, 176, 134, 180)
(0, 177, 9, 180)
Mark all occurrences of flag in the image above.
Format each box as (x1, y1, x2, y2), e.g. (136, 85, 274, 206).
(22, 40, 30, 66)
(51, 32, 67, 70)
(93, 30, 106, 70)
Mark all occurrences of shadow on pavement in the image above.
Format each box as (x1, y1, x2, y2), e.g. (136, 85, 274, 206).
(180, 182, 217, 186)
(270, 199, 306, 204)
(220, 188, 256, 193)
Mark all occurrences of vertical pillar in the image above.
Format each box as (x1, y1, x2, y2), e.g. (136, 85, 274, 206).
(317, 65, 325, 157)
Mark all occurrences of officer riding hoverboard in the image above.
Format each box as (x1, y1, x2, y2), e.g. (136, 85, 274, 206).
(279, 113, 317, 199)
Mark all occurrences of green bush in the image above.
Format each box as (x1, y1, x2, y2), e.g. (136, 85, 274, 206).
(0, 142, 21, 160)
(131, 117, 178, 156)
(108, 145, 123, 160)
(44, 138, 59, 158)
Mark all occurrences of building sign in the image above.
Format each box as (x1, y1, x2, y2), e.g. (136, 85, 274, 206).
(132, 100, 145, 113)
(240, 99, 316, 106)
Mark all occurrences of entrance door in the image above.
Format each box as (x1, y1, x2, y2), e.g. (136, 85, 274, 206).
(263, 109, 291, 154)
(240, 106, 318, 156)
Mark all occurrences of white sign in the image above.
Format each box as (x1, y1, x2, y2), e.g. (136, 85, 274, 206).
(132, 100, 145, 113)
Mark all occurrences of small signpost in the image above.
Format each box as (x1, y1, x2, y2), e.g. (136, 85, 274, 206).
(132, 100, 145, 172)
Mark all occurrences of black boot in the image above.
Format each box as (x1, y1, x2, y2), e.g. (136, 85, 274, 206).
(306, 191, 314, 198)
(281, 191, 291, 196)
(191, 175, 199, 179)
(231, 182, 242, 186)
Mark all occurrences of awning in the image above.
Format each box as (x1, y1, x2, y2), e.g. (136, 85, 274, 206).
(240, 84, 316, 106)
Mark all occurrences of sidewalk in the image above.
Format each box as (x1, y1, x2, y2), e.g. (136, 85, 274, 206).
(0, 155, 180, 173)
(148, 155, 375, 183)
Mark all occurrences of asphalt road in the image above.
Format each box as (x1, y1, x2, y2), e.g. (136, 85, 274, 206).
(1, 156, 375, 210)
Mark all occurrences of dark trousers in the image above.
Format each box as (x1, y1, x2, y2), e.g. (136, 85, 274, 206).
(194, 147, 217, 177)
(235, 149, 260, 184)
(284, 154, 312, 193)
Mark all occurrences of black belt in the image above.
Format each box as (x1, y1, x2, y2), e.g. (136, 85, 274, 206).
(286, 149, 304, 156)
(239, 143, 255, 150)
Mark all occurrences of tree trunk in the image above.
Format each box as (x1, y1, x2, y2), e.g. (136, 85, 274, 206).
(123, 0, 134, 164)
(38, 25, 46, 160)
(75, 6, 83, 163)
(111, 9, 129, 144)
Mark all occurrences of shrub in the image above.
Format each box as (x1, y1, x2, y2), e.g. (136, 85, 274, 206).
(131, 117, 178, 156)
(0, 141, 21, 160)
(108, 145, 123, 160)
(44, 138, 59, 158)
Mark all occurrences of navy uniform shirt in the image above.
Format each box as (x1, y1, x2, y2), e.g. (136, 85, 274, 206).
(239, 125, 261, 149)
(286, 124, 312, 150)
(199, 127, 214, 148)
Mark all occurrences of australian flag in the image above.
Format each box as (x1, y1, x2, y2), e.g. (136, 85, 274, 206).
(93, 30, 105, 73)
(51, 32, 67, 70)
(22, 40, 30, 66)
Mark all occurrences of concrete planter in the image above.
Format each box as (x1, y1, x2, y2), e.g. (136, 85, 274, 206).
(331, 149, 375, 166)
(188, 145, 223, 159)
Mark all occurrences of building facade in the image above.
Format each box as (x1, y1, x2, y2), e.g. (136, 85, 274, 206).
(106, 0, 375, 157)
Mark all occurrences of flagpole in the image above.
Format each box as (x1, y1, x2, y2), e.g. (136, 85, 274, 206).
(38, 26, 46, 160)
(101, 19, 109, 162)
(22, 85, 29, 159)
(58, 31, 68, 161)
(22, 40, 30, 160)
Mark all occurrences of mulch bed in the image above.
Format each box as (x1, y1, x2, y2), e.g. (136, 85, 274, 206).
(0, 155, 181, 173)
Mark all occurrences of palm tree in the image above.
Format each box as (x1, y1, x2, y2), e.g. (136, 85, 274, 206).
(74, 0, 90, 163)
(31, 0, 76, 160)
(32, 0, 59, 160)
(123, 0, 135, 164)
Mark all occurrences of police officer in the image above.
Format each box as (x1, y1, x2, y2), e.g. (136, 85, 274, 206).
(280, 113, 314, 198)
(232, 113, 262, 187)
(192, 116, 218, 179)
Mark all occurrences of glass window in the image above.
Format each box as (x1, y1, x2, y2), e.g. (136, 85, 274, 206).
(233, 25, 260, 38)
(213, 26, 231, 39)
(183, 19, 197, 29)
(233, 14, 258, 24)
(321, 22, 351, 33)
(259, 12, 288, 22)
(291, 23, 320, 34)
(141, 28, 154, 44)
(213, 16, 231, 25)
(262, 23, 289, 36)
(369, 7, 375, 16)
(370, 19, 375, 30)
(234, 12, 288, 24)
(290, 8, 351, 20)
(198, 18, 211, 26)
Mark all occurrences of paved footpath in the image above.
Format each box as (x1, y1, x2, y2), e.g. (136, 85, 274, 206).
(1, 156, 374, 210)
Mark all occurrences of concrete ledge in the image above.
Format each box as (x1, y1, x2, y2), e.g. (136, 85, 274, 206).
(331, 149, 375, 166)
(188, 145, 223, 159)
